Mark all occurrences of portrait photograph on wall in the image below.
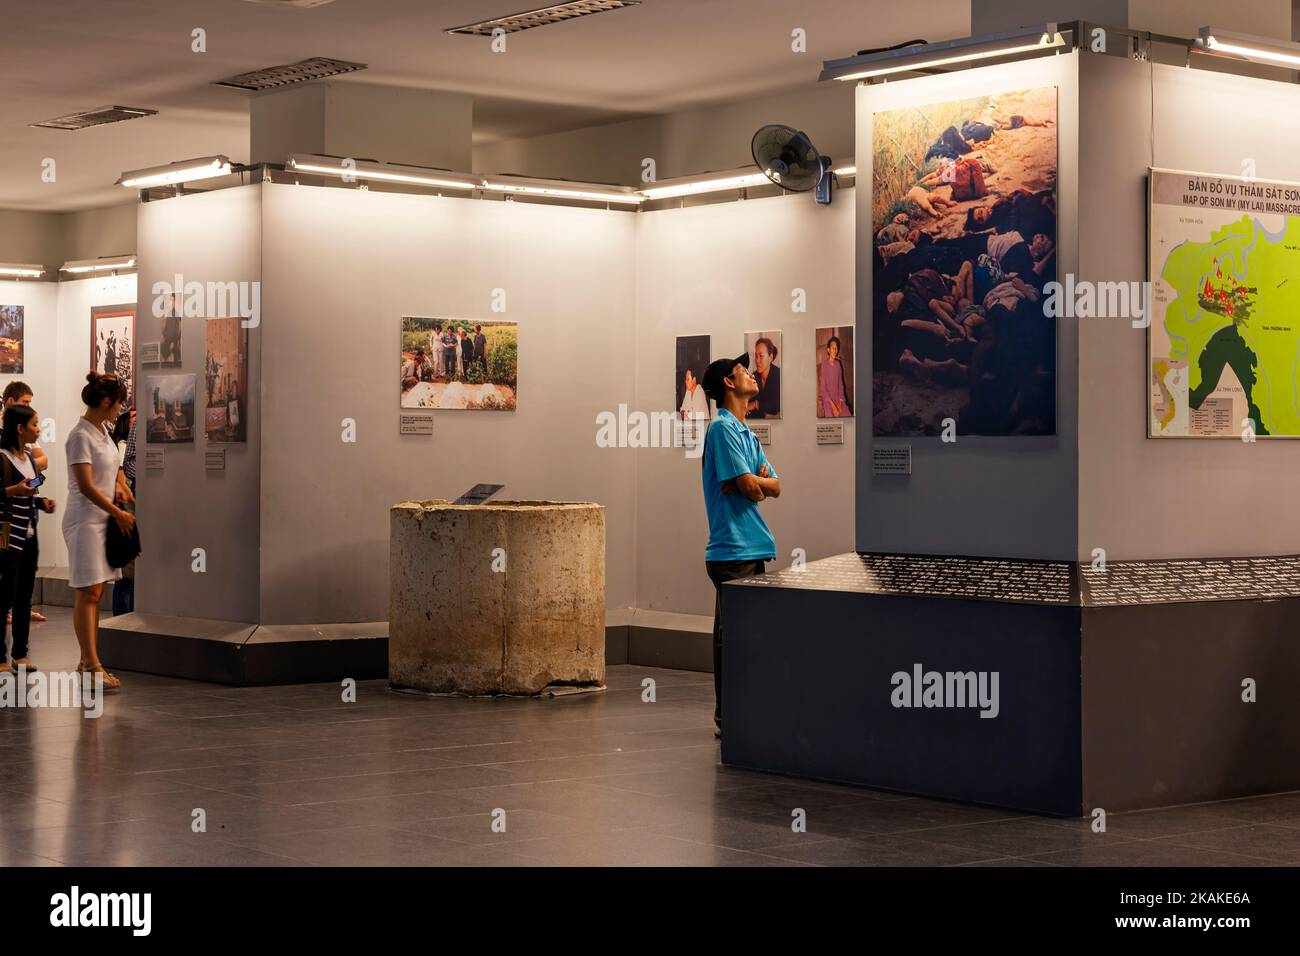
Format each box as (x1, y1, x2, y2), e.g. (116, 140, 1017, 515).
(400, 317, 517, 411)
(0, 305, 23, 374)
(872, 85, 1058, 436)
(160, 290, 183, 367)
(91, 303, 136, 407)
(815, 326, 854, 418)
(675, 334, 710, 421)
(743, 330, 782, 419)
(145, 373, 196, 443)
(205, 317, 249, 442)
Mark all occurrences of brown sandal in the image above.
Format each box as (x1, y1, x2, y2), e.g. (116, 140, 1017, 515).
(77, 663, 121, 691)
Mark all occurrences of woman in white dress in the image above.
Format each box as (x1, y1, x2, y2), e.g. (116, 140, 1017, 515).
(62, 372, 134, 690)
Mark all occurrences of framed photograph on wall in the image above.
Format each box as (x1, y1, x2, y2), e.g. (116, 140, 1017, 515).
(91, 303, 136, 408)
(815, 326, 854, 418)
(0, 305, 23, 374)
(144, 373, 196, 443)
(400, 316, 517, 411)
(205, 317, 248, 442)
(675, 334, 710, 421)
(160, 291, 183, 367)
(744, 330, 782, 419)
(871, 85, 1058, 436)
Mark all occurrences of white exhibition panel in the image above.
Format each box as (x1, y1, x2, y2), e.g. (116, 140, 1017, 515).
(134, 185, 262, 624)
(52, 274, 138, 571)
(855, 51, 1082, 561)
(634, 191, 856, 615)
(0, 274, 137, 571)
(259, 183, 638, 625)
(0, 279, 60, 566)
(1077, 56, 1300, 560)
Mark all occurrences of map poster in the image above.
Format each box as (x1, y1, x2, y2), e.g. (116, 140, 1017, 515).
(1148, 168, 1300, 438)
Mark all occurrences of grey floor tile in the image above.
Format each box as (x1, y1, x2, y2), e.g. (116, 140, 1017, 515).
(1152, 823, 1300, 863)
(8, 608, 1294, 867)
(754, 833, 1003, 867)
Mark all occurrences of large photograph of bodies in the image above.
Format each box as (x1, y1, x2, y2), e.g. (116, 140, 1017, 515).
(872, 86, 1058, 436)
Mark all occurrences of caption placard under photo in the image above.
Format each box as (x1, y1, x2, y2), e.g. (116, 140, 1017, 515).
(400, 414, 434, 436)
(872, 445, 911, 475)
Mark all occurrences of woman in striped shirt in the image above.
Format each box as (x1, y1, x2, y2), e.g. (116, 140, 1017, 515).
(0, 403, 55, 675)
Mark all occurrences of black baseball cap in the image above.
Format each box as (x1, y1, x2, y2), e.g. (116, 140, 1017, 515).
(702, 353, 748, 403)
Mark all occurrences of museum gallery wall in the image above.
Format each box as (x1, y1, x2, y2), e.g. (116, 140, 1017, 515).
(134, 184, 262, 624)
(856, 52, 1080, 562)
(123, 176, 862, 627)
(1077, 52, 1300, 560)
(0, 275, 137, 570)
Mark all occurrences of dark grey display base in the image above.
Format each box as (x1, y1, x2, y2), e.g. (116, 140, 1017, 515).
(721, 552, 1300, 816)
(99, 609, 714, 686)
(99, 613, 388, 686)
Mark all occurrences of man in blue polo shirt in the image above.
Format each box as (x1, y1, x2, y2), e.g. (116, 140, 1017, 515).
(700, 352, 781, 740)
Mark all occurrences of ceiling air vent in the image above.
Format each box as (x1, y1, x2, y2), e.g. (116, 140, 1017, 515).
(214, 57, 367, 92)
(30, 106, 158, 131)
(447, 0, 640, 37)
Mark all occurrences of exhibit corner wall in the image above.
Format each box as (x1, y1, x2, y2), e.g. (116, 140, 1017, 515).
(1077, 54, 1300, 560)
(129, 177, 854, 629)
(855, 52, 1082, 561)
(134, 184, 262, 622)
(0, 273, 137, 570)
(259, 183, 638, 625)
(634, 192, 857, 616)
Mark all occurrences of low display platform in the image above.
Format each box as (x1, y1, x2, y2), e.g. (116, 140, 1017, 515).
(98, 610, 710, 686)
(98, 613, 389, 686)
(721, 552, 1300, 816)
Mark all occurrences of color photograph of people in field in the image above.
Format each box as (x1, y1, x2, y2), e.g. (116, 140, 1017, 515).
(400, 317, 517, 411)
(872, 86, 1058, 436)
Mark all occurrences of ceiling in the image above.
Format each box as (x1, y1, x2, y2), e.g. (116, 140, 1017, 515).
(0, 0, 968, 212)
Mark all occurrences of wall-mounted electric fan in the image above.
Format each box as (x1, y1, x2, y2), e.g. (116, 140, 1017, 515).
(751, 124, 834, 205)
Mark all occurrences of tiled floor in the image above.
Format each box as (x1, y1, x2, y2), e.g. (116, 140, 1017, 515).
(2, 608, 1298, 867)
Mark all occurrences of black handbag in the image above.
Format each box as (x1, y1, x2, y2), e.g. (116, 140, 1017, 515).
(106, 516, 141, 568)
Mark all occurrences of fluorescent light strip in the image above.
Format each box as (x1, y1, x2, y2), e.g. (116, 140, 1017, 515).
(1196, 28, 1300, 67)
(482, 180, 644, 204)
(61, 256, 136, 274)
(639, 172, 772, 200)
(832, 165, 857, 176)
(832, 32, 1064, 81)
(118, 156, 231, 188)
(0, 263, 44, 278)
(287, 156, 480, 190)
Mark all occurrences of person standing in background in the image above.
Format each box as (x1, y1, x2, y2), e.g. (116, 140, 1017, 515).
(3, 382, 49, 624)
(441, 326, 459, 380)
(63, 372, 133, 691)
(699, 353, 782, 740)
(474, 324, 487, 373)
(0, 403, 55, 675)
(112, 408, 137, 617)
(459, 328, 475, 378)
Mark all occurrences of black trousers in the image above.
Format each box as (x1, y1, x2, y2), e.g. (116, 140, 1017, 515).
(705, 559, 765, 729)
(0, 538, 39, 661)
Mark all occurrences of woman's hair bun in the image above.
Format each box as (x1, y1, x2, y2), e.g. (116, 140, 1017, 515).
(81, 371, 128, 408)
